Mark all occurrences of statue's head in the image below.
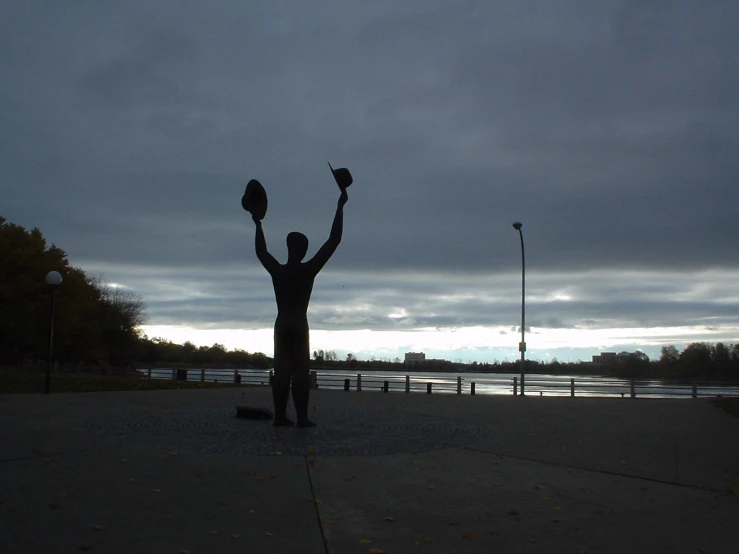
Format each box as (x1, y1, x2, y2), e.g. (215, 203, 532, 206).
(286, 232, 309, 262)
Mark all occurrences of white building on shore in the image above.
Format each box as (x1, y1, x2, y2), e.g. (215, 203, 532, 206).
(404, 352, 426, 367)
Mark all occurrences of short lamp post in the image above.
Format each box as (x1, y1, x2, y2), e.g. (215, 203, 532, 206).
(512, 222, 525, 396)
(45, 271, 63, 394)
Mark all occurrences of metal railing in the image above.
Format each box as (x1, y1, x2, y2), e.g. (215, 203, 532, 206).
(139, 369, 739, 398)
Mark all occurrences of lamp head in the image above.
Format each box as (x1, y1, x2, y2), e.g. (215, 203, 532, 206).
(45, 271, 63, 286)
(512, 222, 522, 230)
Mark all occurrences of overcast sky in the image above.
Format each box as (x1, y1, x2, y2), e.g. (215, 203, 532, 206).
(2, 0, 738, 363)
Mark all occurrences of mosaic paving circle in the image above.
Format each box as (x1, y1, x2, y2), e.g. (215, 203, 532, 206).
(82, 406, 489, 457)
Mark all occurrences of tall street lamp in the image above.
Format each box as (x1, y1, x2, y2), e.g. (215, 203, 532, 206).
(512, 222, 525, 396)
(45, 271, 63, 394)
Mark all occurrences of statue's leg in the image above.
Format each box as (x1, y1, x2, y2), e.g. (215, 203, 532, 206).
(271, 372, 293, 426)
(292, 324, 315, 428)
(292, 371, 315, 427)
(272, 325, 294, 426)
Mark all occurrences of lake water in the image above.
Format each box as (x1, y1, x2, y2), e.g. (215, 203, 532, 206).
(142, 368, 739, 398)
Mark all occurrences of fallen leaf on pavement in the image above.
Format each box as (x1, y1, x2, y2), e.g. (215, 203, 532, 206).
(49, 503, 61, 509)
(79, 545, 92, 551)
(369, 549, 387, 554)
(359, 538, 372, 544)
(230, 534, 239, 539)
(315, 499, 322, 504)
(120, 459, 127, 463)
(209, 530, 218, 535)
(93, 525, 104, 531)
(383, 516, 394, 522)
(326, 520, 336, 524)
(507, 511, 519, 516)
(493, 482, 500, 486)
(248, 509, 256, 514)
(180, 551, 191, 554)
(526, 538, 538, 543)
(463, 534, 477, 539)
(421, 537, 433, 543)
(152, 489, 161, 493)
(265, 532, 274, 537)
(168, 451, 178, 456)
(307, 445, 316, 454)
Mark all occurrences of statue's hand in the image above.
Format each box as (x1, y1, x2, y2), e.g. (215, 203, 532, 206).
(338, 189, 348, 209)
(252, 214, 262, 226)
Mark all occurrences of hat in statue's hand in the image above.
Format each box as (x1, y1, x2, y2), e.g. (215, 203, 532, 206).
(328, 162, 353, 189)
(241, 179, 268, 220)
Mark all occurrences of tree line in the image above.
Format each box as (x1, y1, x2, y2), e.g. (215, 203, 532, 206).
(0, 216, 271, 371)
(139, 338, 271, 369)
(310, 344, 739, 380)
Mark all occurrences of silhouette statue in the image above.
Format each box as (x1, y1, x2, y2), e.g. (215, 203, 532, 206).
(244, 168, 350, 427)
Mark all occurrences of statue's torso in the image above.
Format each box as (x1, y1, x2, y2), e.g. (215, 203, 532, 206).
(272, 262, 316, 324)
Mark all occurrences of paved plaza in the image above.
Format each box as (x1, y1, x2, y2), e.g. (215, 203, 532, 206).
(2, 387, 738, 553)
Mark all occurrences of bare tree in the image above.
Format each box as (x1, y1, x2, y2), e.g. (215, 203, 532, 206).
(89, 277, 147, 331)
(88, 276, 147, 365)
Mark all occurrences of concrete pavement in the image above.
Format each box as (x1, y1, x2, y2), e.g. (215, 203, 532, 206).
(1, 387, 738, 553)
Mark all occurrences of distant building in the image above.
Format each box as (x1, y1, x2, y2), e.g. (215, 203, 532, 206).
(404, 352, 425, 367)
(592, 351, 631, 365)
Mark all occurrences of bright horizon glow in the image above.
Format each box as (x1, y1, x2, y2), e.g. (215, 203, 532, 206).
(141, 324, 739, 363)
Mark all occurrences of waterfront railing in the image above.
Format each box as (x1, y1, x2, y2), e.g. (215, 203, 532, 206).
(139, 368, 739, 398)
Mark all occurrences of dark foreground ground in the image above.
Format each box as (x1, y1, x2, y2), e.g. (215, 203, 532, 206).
(1, 388, 738, 553)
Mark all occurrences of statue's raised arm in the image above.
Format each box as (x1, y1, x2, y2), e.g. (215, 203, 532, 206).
(308, 189, 348, 274)
(254, 217, 280, 276)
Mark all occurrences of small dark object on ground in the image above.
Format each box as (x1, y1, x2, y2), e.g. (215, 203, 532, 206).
(235, 405, 274, 420)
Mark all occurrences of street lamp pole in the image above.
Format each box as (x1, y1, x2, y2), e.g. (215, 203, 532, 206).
(512, 223, 525, 396)
(45, 271, 63, 394)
